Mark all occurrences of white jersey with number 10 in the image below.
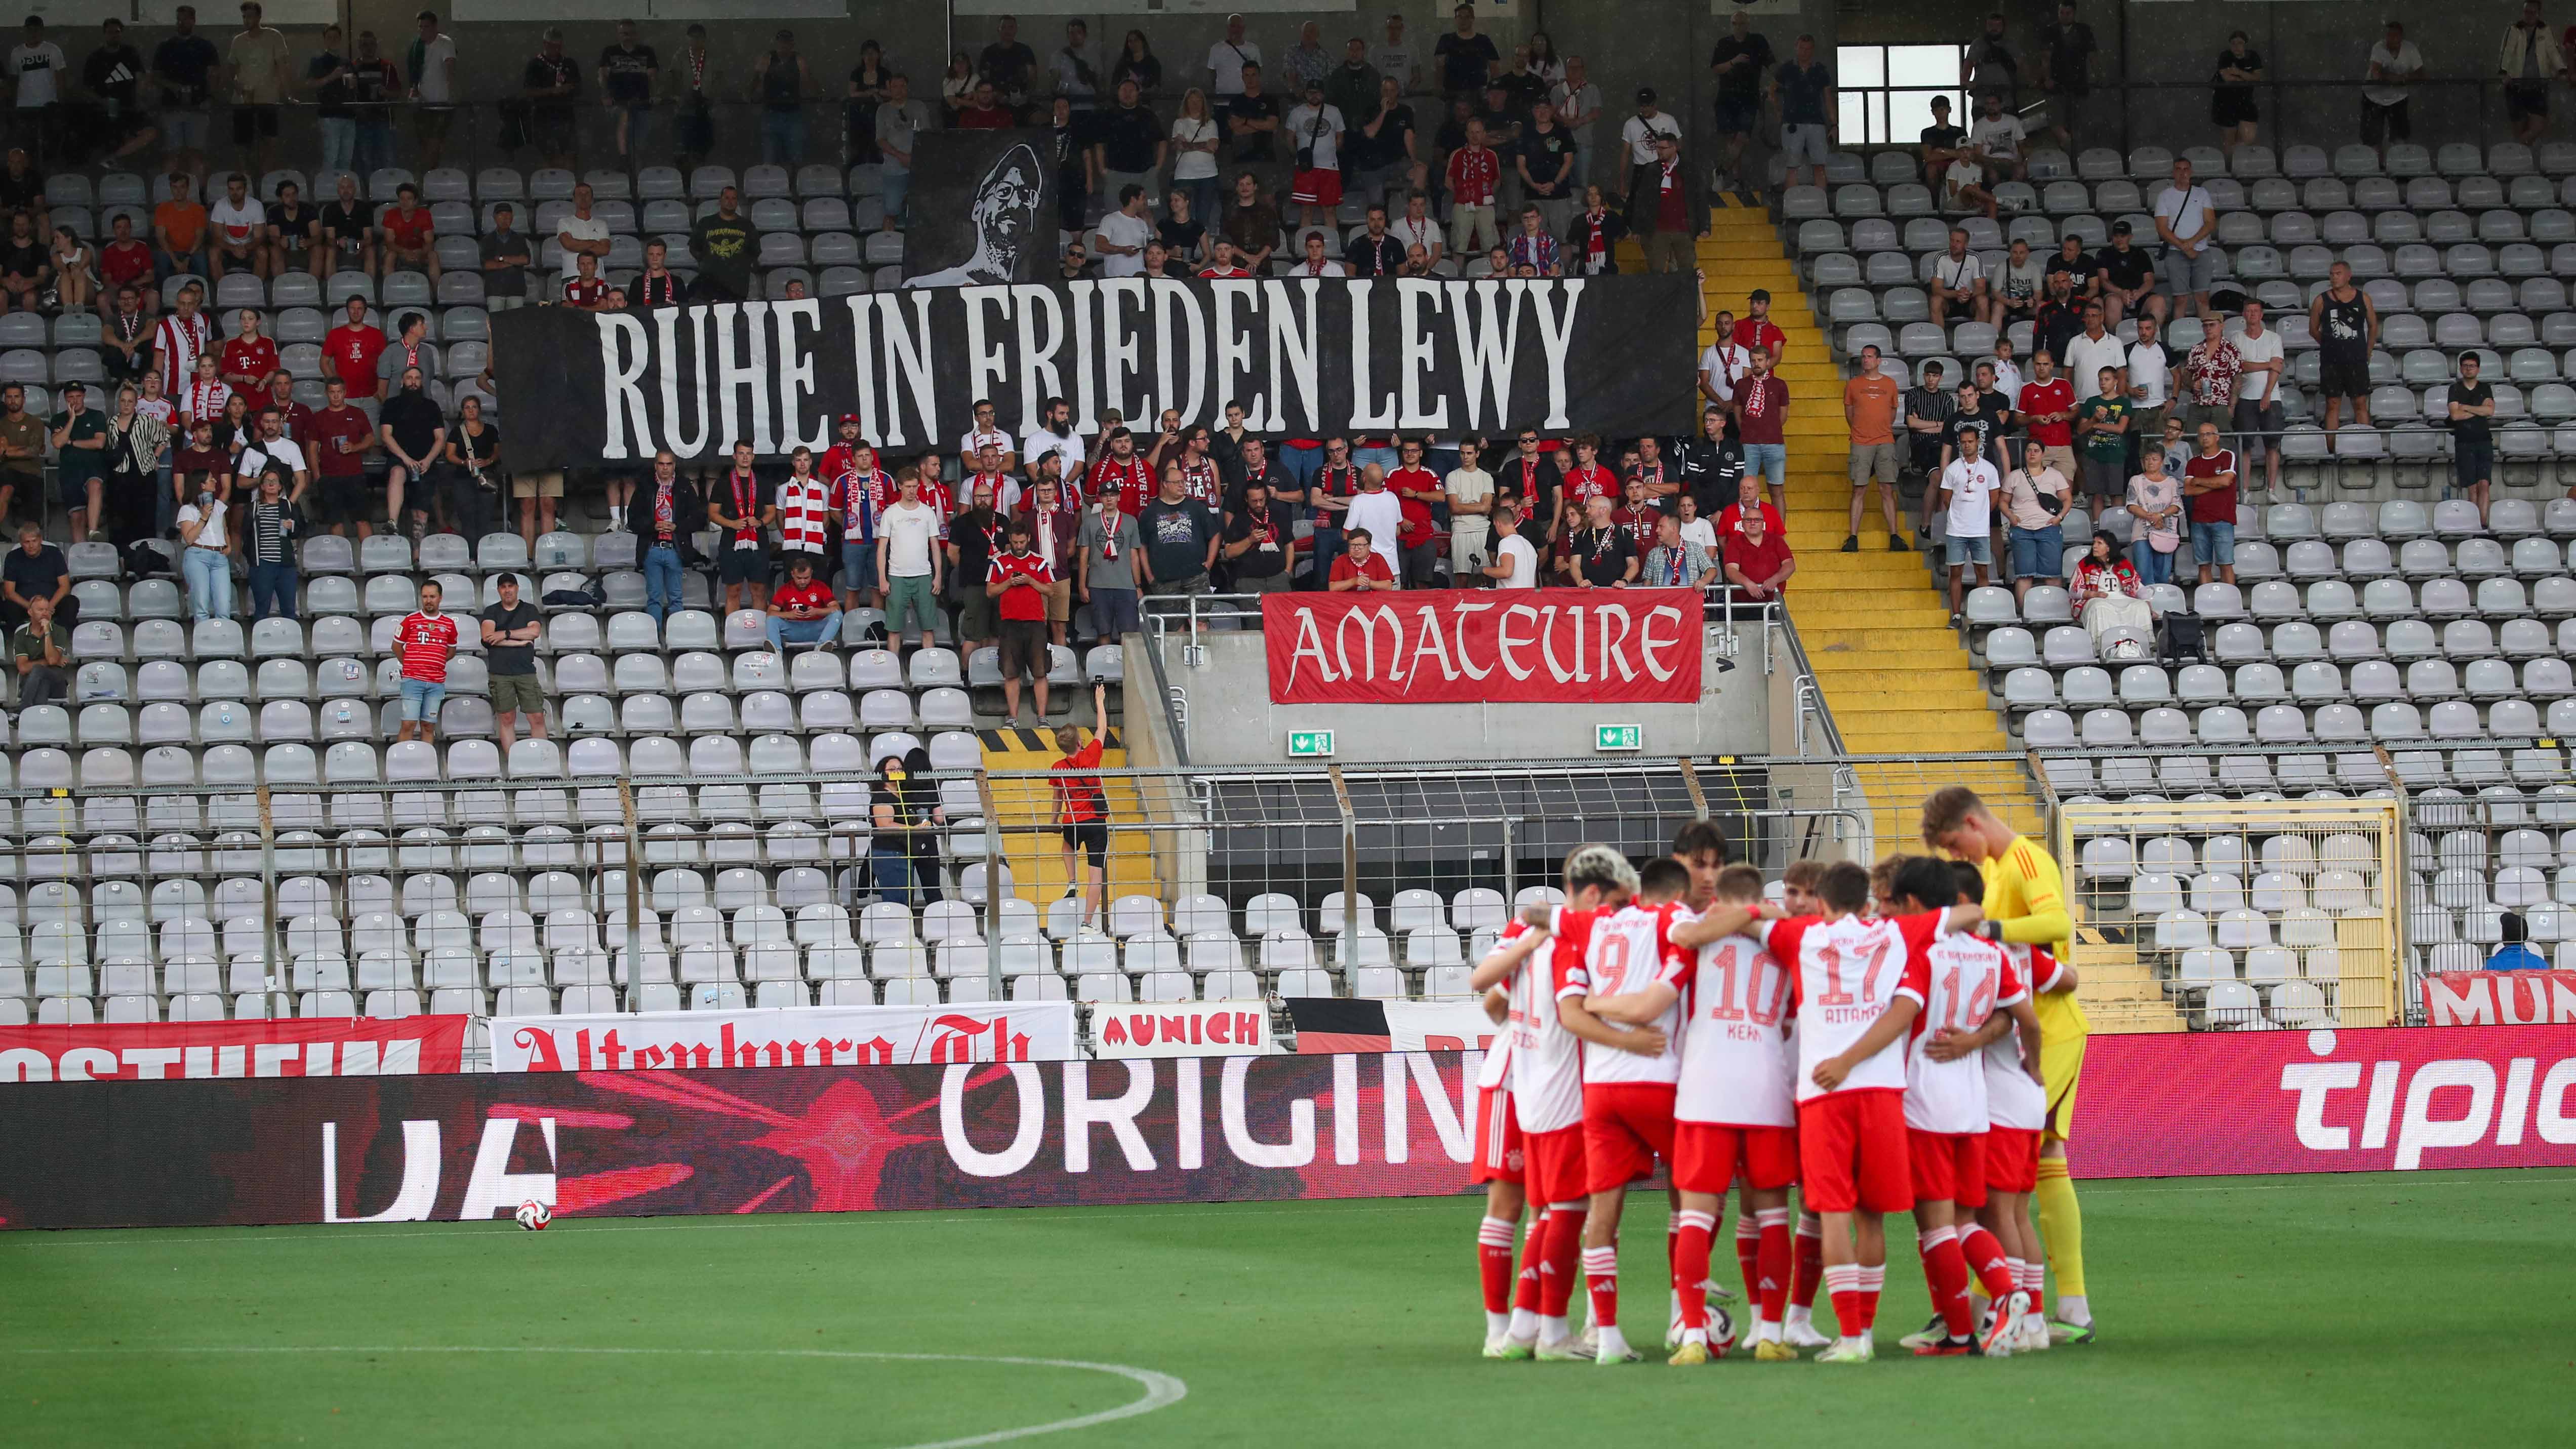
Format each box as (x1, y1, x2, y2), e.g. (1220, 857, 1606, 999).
(1675, 932, 1798, 1128)
(1580, 901, 1689, 1085)
(1903, 932, 2027, 1133)
(1983, 944, 2063, 1131)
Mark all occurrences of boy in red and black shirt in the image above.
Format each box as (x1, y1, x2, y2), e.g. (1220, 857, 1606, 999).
(1051, 724, 1109, 927)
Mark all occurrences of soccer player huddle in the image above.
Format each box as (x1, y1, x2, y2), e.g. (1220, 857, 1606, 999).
(1463, 794, 2093, 1366)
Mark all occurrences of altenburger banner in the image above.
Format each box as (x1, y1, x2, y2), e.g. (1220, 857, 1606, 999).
(486, 275, 1700, 472)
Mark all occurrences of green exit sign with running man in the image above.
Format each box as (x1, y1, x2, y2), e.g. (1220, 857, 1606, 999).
(1288, 731, 1336, 758)
(1596, 724, 1641, 752)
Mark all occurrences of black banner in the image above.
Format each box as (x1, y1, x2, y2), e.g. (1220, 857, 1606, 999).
(487, 275, 1700, 472)
(900, 129, 1057, 287)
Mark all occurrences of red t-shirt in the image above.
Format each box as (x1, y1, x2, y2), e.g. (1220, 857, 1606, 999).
(1397, 494, 1435, 550)
(1052, 737, 1107, 824)
(1725, 528, 1794, 590)
(396, 612, 457, 683)
(564, 276, 607, 307)
(1732, 317, 1787, 359)
(1330, 552, 1396, 587)
(1562, 463, 1618, 508)
(380, 206, 434, 249)
(1736, 375, 1790, 446)
(221, 336, 279, 387)
(957, 104, 1013, 129)
(2019, 378, 2075, 447)
(1610, 504, 1660, 552)
(262, 398, 315, 442)
(307, 404, 372, 476)
(1653, 159, 1689, 232)
(2185, 448, 2239, 525)
(100, 239, 154, 287)
(770, 579, 836, 615)
(1716, 501, 1784, 538)
(1385, 463, 1442, 502)
(987, 548, 1057, 621)
(326, 325, 387, 396)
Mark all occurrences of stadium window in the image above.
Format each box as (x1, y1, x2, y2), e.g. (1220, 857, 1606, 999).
(1835, 44, 1967, 148)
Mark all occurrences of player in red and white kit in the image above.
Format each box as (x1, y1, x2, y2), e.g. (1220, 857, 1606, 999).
(1975, 928, 2065, 1353)
(1468, 846, 1654, 1361)
(1877, 856, 2032, 1357)
(1740, 860, 1983, 1363)
(1591, 864, 1796, 1362)
(1564, 858, 1696, 1365)
(1466, 927, 1528, 1356)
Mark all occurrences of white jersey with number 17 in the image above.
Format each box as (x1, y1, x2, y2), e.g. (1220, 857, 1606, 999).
(1580, 901, 1690, 1085)
(1674, 931, 1798, 1128)
(1757, 911, 1941, 1104)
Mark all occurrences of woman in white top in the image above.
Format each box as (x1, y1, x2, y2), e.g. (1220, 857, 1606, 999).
(50, 225, 96, 310)
(1168, 87, 1222, 232)
(1444, 438, 1495, 573)
(176, 484, 233, 621)
(1524, 31, 1566, 87)
(1674, 492, 1719, 552)
(940, 52, 974, 119)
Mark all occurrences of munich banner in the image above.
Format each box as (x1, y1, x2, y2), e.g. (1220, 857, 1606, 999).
(2426, 971, 2576, 1026)
(1089, 1000, 1273, 1059)
(490, 1003, 1079, 1072)
(0, 1017, 468, 1081)
(486, 275, 1700, 472)
(8, 1026, 2576, 1228)
(1262, 587, 1704, 704)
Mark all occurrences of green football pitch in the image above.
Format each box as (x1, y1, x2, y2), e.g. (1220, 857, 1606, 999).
(2, 1168, 2566, 1447)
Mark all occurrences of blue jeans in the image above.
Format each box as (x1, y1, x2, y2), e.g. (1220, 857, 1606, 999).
(1743, 442, 1787, 490)
(643, 543, 685, 624)
(881, 167, 911, 226)
(1352, 446, 1400, 475)
(1089, 586, 1140, 640)
(2190, 520, 2236, 568)
(158, 248, 208, 280)
(763, 611, 842, 653)
(182, 545, 232, 619)
(248, 561, 298, 620)
(355, 119, 395, 176)
(398, 676, 446, 722)
(2006, 524, 2064, 582)
(318, 116, 356, 178)
(2128, 540, 2175, 586)
(840, 540, 877, 597)
(1277, 442, 1322, 497)
(1306, 520, 1346, 588)
(761, 109, 807, 166)
(871, 844, 919, 908)
(1177, 177, 1221, 240)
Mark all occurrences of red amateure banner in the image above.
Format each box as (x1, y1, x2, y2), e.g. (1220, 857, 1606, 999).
(0, 1017, 469, 1082)
(7, 1025, 2574, 1229)
(1262, 587, 1702, 704)
(2425, 972, 2576, 1026)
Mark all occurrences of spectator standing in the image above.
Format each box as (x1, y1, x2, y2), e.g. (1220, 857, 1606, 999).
(84, 18, 156, 167)
(2122, 444, 2183, 586)
(2309, 260, 2378, 439)
(478, 203, 532, 309)
(1961, 11, 2020, 108)
(174, 463, 233, 618)
(875, 74, 933, 229)
(408, 11, 460, 171)
(2094, 221, 2155, 326)
(1137, 466, 1217, 598)
(2230, 299, 2285, 498)
(1324, 38, 1378, 134)
(1347, 76, 1424, 209)
(1936, 443, 1999, 623)
(1929, 228, 1987, 330)
(1999, 441, 2072, 601)
(1094, 185, 1154, 278)
(1549, 55, 1601, 190)
(1077, 481, 1142, 641)
(1166, 88, 1223, 226)
(1219, 477, 1291, 594)
(1517, 98, 1578, 235)
(10, 591, 67, 704)
(1345, 204, 1404, 275)
(949, 483, 1005, 656)
(2448, 351, 2499, 525)
(1445, 118, 1502, 257)
(346, 29, 400, 177)
(2179, 422, 2239, 586)
(152, 6, 218, 175)
(877, 469, 943, 651)
(1279, 21, 1329, 97)
(52, 381, 107, 540)
(2038, 2, 2097, 153)
(1843, 345, 1907, 552)
(2151, 158, 2219, 323)
(225, 1, 289, 176)
(1624, 133, 1699, 274)
(1434, 4, 1497, 99)
(1225, 62, 1284, 183)
(1708, 12, 1774, 194)
(599, 19, 659, 165)
(2210, 30, 2265, 161)
(846, 39, 890, 165)
(2500, 3, 2564, 147)
(306, 377, 371, 537)
(2034, 265, 2085, 365)
(1617, 87, 1681, 197)
(1640, 511, 1715, 591)
(1770, 39, 1833, 191)
(8, 17, 65, 163)
(1919, 94, 1969, 187)
(1110, 29, 1161, 100)
(637, 451, 694, 624)
(1736, 347, 1790, 516)
(0, 519, 67, 628)
(2062, 301, 2126, 406)
(392, 581, 455, 744)
(2074, 366, 2132, 506)
(1094, 79, 1164, 214)
(689, 187, 757, 303)
(2362, 21, 2422, 154)
(1284, 82, 1346, 228)
(1444, 438, 1495, 573)
(755, 29, 811, 167)
(476, 572, 547, 749)
(1204, 12, 1261, 101)
(377, 366, 444, 542)
(522, 28, 581, 172)
(2019, 349, 2078, 479)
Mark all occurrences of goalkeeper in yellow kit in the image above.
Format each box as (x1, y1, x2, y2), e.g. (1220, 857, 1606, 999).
(1920, 785, 2096, 1343)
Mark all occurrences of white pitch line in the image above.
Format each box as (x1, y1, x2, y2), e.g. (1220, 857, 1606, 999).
(0, 1346, 1187, 1449)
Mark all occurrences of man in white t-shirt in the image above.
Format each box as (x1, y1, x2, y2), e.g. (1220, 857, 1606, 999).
(1020, 396, 1086, 480)
(1091, 184, 1155, 278)
(9, 17, 65, 113)
(1698, 313, 1750, 422)
(1477, 502, 1540, 588)
(1929, 228, 1986, 329)
(2230, 298, 2286, 499)
(874, 470, 944, 650)
(1389, 191, 1442, 270)
(956, 398, 1015, 473)
(553, 182, 612, 269)
(1282, 84, 1346, 227)
(1936, 442, 1999, 622)
(2360, 21, 2423, 157)
(1444, 437, 1495, 572)
(1206, 13, 1262, 98)
(1968, 92, 2026, 182)
(2124, 311, 2173, 456)
(1287, 230, 1345, 277)
(1618, 89, 1681, 184)
(2151, 157, 2219, 321)
(208, 173, 267, 279)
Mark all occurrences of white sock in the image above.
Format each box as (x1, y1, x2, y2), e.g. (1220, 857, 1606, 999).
(1485, 1309, 1510, 1338)
(1538, 1313, 1569, 1342)
(1596, 1323, 1631, 1357)
(1508, 1307, 1538, 1341)
(2058, 1293, 2090, 1325)
(1682, 1326, 1707, 1348)
(1756, 1318, 1781, 1343)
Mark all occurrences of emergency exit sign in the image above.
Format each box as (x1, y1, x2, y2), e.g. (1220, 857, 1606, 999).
(1595, 724, 1642, 752)
(1288, 730, 1336, 758)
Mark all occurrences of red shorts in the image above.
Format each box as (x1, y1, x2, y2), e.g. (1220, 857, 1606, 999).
(1522, 1123, 1589, 1206)
(1984, 1127, 2041, 1195)
(1906, 1129, 1989, 1209)
(1795, 1091, 1914, 1215)
(1471, 1084, 1523, 1185)
(1671, 1122, 1800, 1194)
(1581, 1082, 1676, 1194)
(1291, 169, 1345, 208)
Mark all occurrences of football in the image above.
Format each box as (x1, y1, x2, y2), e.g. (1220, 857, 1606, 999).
(513, 1199, 552, 1231)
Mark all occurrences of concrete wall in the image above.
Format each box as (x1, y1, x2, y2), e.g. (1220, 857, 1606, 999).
(1149, 619, 1772, 766)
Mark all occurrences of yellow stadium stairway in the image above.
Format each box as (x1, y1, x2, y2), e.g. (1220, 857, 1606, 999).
(976, 727, 1162, 909)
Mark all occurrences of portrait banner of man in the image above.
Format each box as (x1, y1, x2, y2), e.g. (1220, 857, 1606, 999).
(905, 133, 1054, 288)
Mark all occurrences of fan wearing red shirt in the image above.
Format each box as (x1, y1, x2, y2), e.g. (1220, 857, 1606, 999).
(1085, 428, 1156, 518)
(220, 312, 280, 393)
(1733, 292, 1788, 365)
(1556, 433, 1617, 537)
(1385, 438, 1444, 512)
(1051, 725, 1110, 927)
(98, 215, 157, 307)
(306, 377, 375, 536)
(1327, 532, 1398, 590)
(1609, 477, 1661, 552)
(2016, 352, 2078, 476)
(325, 296, 387, 400)
(986, 517, 1059, 723)
(378, 186, 440, 279)
(394, 582, 459, 746)
(260, 376, 315, 442)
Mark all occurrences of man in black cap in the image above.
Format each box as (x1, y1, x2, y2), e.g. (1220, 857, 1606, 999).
(1615, 85, 1679, 198)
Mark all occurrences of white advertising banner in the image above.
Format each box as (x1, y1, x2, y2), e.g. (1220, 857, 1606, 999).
(1089, 1000, 1275, 1059)
(1380, 1000, 1508, 1053)
(491, 1003, 1080, 1073)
